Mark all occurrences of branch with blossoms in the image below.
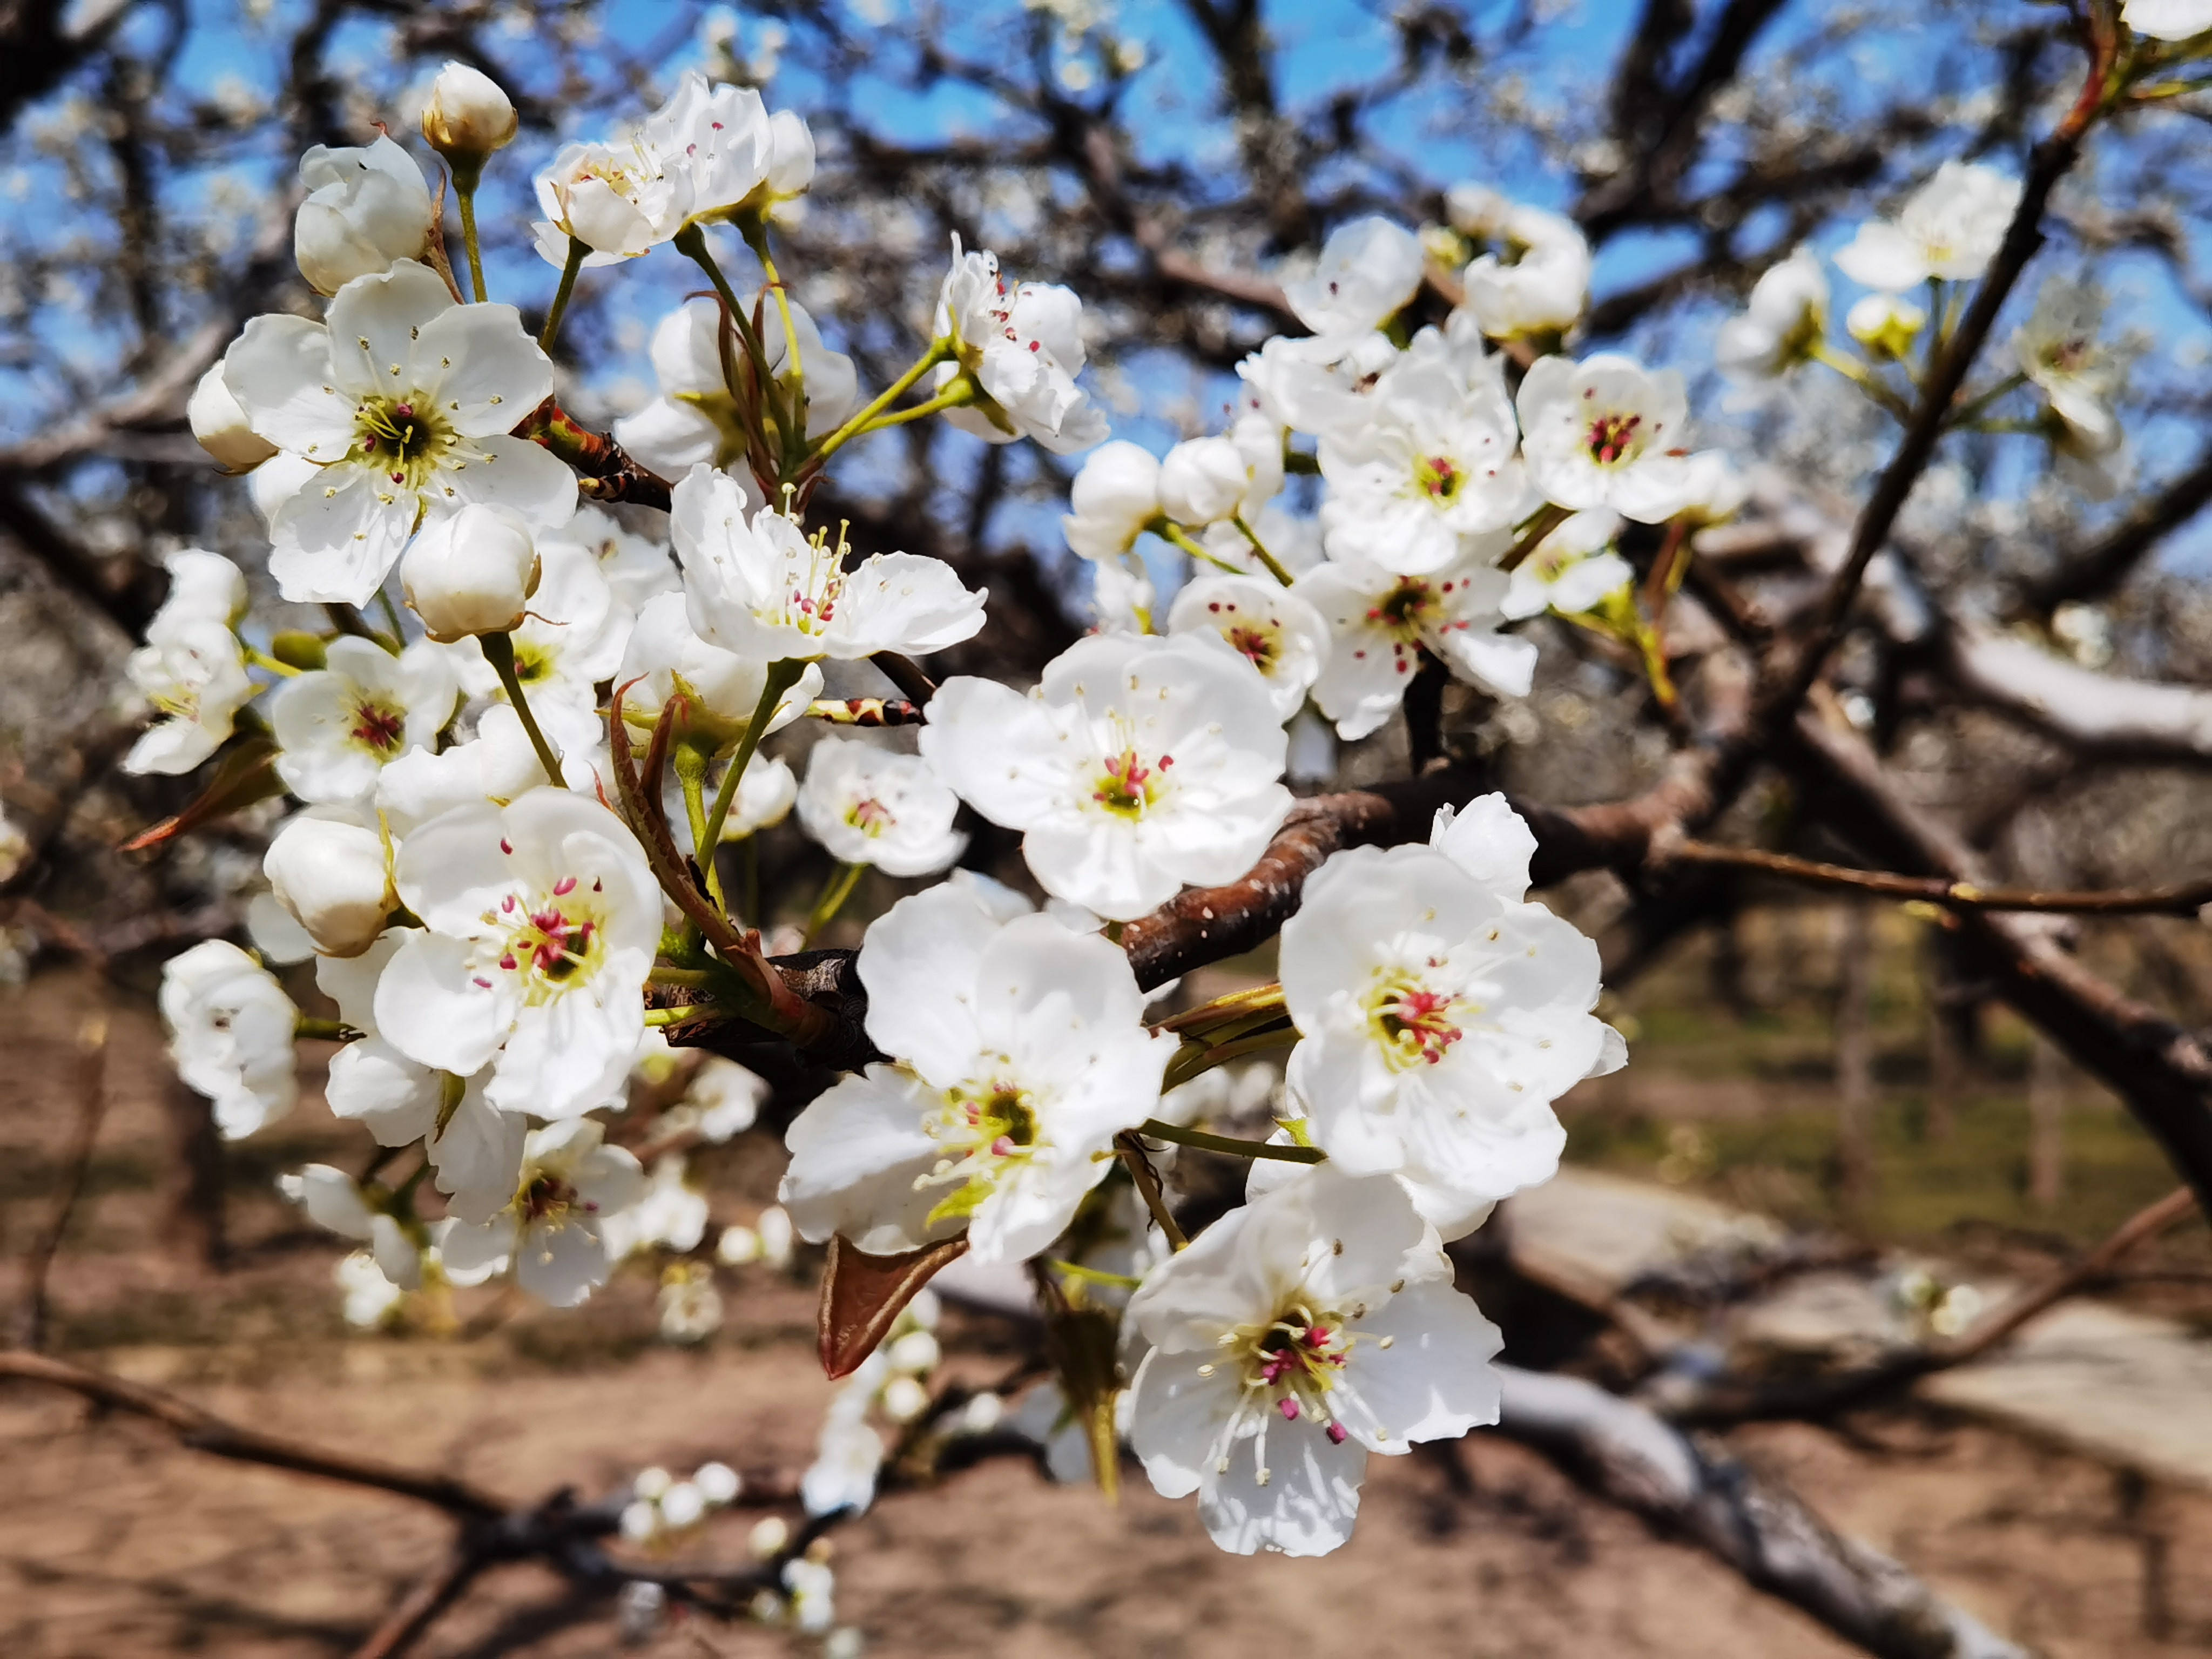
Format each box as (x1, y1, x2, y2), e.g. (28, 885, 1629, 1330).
(79, 8, 2212, 1654)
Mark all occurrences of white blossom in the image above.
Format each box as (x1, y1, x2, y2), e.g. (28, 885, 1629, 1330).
(779, 880, 1173, 1262)
(1277, 796, 1615, 1218)
(401, 503, 543, 643)
(188, 363, 278, 471)
(149, 549, 248, 644)
(1516, 353, 1691, 522)
(1715, 247, 1829, 381)
(1062, 440, 1163, 561)
(1166, 574, 1331, 721)
(263, 809, 393, 958)
(1846, 291, 1926, 359)
(160, 940, 298, 1139)
(2124, 0, 2212, 39)
(1459, 203, 1591, 340)
(336, 1251, 408, 1327)
(437, 1118, 647, 1306)
(122, 619, 252, 775)
(673, 464, 986, 662)
(1318, 347, 1527, 572)
(2015, 275, 2127, 452)
(1124, 1164, 1503, 1556)
(1296, 545, 1535, 740)
(603, 1152, 710, 1256)
(1282, 217, 1424, 340)
(920, 632, 1292, 921)
(617, 589, 821, 750)
(293, 136, 435, 297)
(268, 636, 457, 804)
(933, 235, 1108, 454)
(796, 737, 968, 876)
(376, 789, 663, 1120)
(1834, 160, 2021, 291)
(421, 61, 518, 171)
(221, 260, 574, 604)
(1157, 436, 1251, 527)
(278, 1164, 421, 1288)
(1501, 510, 1631, 619)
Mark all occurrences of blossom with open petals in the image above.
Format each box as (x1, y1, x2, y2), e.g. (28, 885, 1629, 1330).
(122, 619, 252, 776)
(796, 738, 967, 877)
(1835, 161, 2020, 291)
(375, 790, 662, 1120)
(1166, 574, 1331, 721)
(673, 464, 986, 662)
(1515, 353, 1691, 522)
(1283, 217, 1425, 341)
(920, 632, 1291, 921)
(160, 940, 298, 1139)
(780, 881, 1172, 1262)
(934, 235, 1108, 455)
(269, 637, 457, 805)
(1125, 1164, 1503, 1556)
(221, 260, 575, 603)
(437, 1117, 647, 1305)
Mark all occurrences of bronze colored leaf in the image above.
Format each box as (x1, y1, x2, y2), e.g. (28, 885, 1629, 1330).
(119, 734, 282, 853)
(818, 1232, 969, 1379)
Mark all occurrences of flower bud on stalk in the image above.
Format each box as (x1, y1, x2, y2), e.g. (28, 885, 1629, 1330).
(402, 504, 541, 642)
(421, 62, 518, 190)
(187, 365, 277, 471)
(1158, 435, 1249, 527)
(265, 815, 392, 958)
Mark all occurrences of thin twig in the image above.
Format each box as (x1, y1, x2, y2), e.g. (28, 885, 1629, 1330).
(1114, 1131, 1188, 1250)
(349, 1547, 482, 1659)
(1667, 840, 2212, 916)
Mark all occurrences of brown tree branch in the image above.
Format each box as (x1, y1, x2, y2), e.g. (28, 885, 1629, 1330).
(1664, 840, 2212, 916)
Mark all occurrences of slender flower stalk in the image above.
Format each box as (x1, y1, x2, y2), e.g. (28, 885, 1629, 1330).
(477, 630, 565, 787)
(806, 340, 952, 469)
(540, 235, 587, 353)
(456, 186, 489, 304)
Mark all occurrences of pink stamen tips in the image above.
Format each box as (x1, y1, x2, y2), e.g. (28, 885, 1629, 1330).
(553, 875, 578, 896)
(390, 471, 404, 483)
(394, 402, 413, 418)
(991, 1135, 1016, 1157)
(500, 838, 514, 854)
(473, 975, 493, 988)
(1158, 753, 1174, 768)
(592, 879, 603, 892)
(502, 894, 518, 912)
(1326, 1422, 1348, 1445)
(1279, 1397, 1300, 1422)
(499, 953, 517, 971)
(1306, 1326, 1332, 1348)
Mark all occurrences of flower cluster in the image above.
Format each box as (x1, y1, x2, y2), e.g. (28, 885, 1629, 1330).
(146, 65, 1649, 1568)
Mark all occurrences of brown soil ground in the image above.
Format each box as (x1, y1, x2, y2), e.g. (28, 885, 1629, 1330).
(7, 964, 2212, 1657)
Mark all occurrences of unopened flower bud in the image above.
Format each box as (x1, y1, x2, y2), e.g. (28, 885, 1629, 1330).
(188, 365, 278, 471)
(402, 504, 540, 642)
(420, 62, 518, 185)
(1157, 435, 1249, 527)
(1846, 292, 1926, 361)
(293, 136, 436, 297)
(264, 814, 391, 957)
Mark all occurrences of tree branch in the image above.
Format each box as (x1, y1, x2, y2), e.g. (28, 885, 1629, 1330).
(1664, 839, 2212, 916)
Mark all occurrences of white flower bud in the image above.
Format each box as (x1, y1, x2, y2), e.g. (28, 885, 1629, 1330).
(880, 1376, 930, 1424)
(1063, 440, 1162, 559)
(1157, 436, 1249, 527)
(756, 1205, 794, 1269)
(402, 504, 541, 641)
(264, 815, 391, 959)
(1847, 292, 1926, 361)
(633, 1465, 673, 1501)
(420, 62, 518, 178)
(658, 1480, 707, 1529)
(747, 1515, 791, 1560)
(188, 365, 277, 471)
(618, 1500, 659, 1542)
(884, 1329, 940, 1374)
(693, 1461, 741, 1505)
(293, 136, 436, 296)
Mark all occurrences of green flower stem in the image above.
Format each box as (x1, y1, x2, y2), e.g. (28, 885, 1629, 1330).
(644, 1004, 710, 1028)
(295, 1016, 349, 1040)
(1810, 343, 1913, 422)
(1048, 1259, 1145, 1291)
(478, 630, 565, 788)
(741, 218, 808, 473)
(648, 965, 723, 988)
(1151, 517, 1243, 575)
(457, 186, 489, 304)
(539, 235, 587, 353)
(804, 860, 866, 944)
(374, 589, 409, 643)
(807, 340, 952, 469)
(858, 375, 977, 433)
(699, 658, 807, 873)
(672, 743, 720, 908)
(1231, 513, 1296, 586)
(1947, 370, 2029, 428)
(244, 646, 301, 678)
(1135, 1118, 1325, 1164)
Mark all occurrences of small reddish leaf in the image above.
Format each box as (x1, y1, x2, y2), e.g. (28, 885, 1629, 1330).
(119, 734, 282, 853)
(818, 1232, 969, 1379)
